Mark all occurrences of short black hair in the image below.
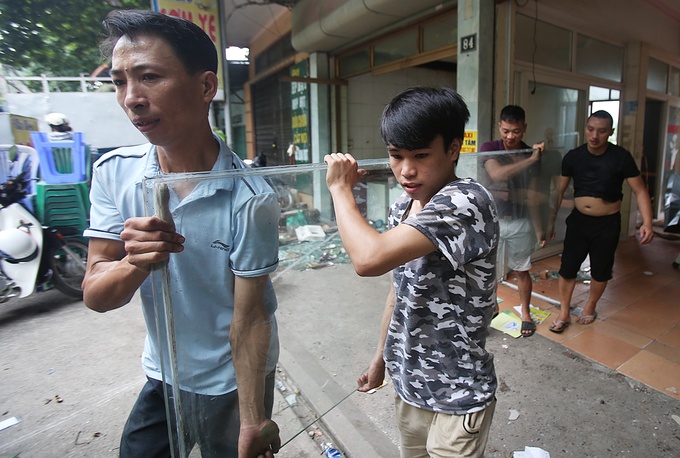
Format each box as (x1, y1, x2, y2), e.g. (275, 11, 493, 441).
(589, 110, 614, 129)
(499, 105, 526, 124)
(100, 10, 218, 75)
(380, 87, 470, 151)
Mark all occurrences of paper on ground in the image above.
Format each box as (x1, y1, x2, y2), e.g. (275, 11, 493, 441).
(513, 446, 551, 457)
(0, 416, 20, 431)
(513, 304, 551, 324)
(490, 310, 522, 338)
(295, 225, 326, 242)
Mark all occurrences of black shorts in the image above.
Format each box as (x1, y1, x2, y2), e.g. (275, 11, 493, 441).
(559, 209, 621, 282)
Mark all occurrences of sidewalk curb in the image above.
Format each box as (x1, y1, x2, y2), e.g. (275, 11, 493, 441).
(278, 341, 400, 457)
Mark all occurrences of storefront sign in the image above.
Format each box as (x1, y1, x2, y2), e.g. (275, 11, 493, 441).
(152, 0, 224, 100)
(290, 62, 310, 163)
(462, 130, 477, 153)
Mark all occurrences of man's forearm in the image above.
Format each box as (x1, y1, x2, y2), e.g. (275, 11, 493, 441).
(486, 155, 538, 181)
(83, 255, 150, 312)
(548, 179, 569, 228)
(548, 198, 561, 227)
(359, 283, 394, 391)
(635, 191, 654, 228)
(375, 284, 396, 360)
(231, 316, 271, 426)
(231, 276, 273, 427)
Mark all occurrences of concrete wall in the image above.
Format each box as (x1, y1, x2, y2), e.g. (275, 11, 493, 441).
(5, 91, 145, 150)
(346, 67, 456, 159)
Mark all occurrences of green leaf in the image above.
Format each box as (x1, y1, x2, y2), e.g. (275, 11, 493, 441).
(0, 0, 150, 76)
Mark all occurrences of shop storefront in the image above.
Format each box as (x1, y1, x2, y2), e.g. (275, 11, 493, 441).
(242, 0, 680, 239)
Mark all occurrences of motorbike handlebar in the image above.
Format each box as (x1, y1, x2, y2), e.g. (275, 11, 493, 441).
(0, 171, 30, 208)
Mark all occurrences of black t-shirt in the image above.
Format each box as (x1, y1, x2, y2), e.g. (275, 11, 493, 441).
(562, 143, 640, 202)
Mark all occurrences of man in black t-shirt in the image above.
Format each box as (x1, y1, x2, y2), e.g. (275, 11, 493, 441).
(546, 111, 653, 333)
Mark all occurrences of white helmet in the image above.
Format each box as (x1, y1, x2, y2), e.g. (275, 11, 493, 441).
(0, 229, 38, 262)
(45, 112, 70, 127)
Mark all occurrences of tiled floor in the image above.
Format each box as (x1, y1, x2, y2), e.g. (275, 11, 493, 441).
(496, 235, 680, 401)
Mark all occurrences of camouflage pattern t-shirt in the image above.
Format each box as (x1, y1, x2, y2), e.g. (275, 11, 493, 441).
(385, 177, 499, 415)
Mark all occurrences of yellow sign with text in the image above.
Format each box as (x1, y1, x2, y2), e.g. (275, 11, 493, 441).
(152, 0, 224, 99)
(462, 130, 477, 153)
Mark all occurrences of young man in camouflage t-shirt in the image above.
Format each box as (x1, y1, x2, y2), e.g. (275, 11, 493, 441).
(325, 87, 499, 457)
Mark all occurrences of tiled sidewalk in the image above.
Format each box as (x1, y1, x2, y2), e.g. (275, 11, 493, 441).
(496, 236, 680, 401)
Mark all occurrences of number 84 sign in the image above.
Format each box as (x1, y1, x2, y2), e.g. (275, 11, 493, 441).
(460, 34, 477, 52)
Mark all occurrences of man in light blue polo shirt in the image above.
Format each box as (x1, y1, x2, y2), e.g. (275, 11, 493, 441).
(82, 10, 280, 458)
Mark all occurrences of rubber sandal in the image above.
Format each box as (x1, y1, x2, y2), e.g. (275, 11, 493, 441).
(577, 311, 598, 325)
(549, 320, 570, 333)
(521, 321, 536, 337)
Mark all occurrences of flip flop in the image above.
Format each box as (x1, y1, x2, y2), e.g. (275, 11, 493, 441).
(549, 320, 570, 333)
(521, 321, 536, 337)
(577, 311, 598, 325)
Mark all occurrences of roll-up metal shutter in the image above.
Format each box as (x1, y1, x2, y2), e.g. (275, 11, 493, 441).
(252, 72, 293, 166)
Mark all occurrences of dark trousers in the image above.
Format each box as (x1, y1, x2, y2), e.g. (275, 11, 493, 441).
(120, 371, 275, 458)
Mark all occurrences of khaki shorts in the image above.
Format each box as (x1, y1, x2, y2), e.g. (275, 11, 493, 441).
(395, 396, 496, 458)
(499, 218, 535, 272)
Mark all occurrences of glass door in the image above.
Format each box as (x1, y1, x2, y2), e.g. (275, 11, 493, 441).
(661, 102, 680, 231)
(519, 75, 587, 258)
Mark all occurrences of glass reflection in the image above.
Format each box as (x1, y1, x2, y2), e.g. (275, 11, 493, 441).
(144, 152, 566, 456)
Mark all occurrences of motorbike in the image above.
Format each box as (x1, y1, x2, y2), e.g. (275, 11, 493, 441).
(0, 171, 88, 302)
(248, 153, 296, 212)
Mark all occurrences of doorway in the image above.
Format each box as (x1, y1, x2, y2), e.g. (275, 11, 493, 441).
(521, 80, 585, 259)
(643, 99, 663, 212)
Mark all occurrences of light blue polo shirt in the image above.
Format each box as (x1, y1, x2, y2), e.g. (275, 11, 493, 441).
(85, 138, 280, 395)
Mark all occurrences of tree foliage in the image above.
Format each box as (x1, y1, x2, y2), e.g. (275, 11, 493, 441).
(0, 0, 150, 76)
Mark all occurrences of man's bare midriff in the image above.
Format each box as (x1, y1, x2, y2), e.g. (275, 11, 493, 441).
(574, 196, 621, 216)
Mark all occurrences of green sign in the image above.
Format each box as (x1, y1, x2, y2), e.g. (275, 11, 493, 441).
(290, 61, 310, 163)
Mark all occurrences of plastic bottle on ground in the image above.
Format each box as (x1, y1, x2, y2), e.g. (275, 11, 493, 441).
(322, 443, 345, 458)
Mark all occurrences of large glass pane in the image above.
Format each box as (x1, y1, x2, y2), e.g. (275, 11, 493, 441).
(143, 153, 564, 456)
(522, 82, 582, 250)
(647, 58, 669, 93)
(143, 162, 392, 457)
(576, 36, 624, 82)
(591, 100, 620, 144)
(670, 66, 680, 97)
(423, 16, 456, 52)
(373, 29, 418, 66)
(588, 86, 620, 144)
(515, 14, 571, 71)
(589, 86, 611, 101)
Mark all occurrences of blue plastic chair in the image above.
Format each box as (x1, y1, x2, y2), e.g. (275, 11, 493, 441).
(30, 131, 88, 184)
